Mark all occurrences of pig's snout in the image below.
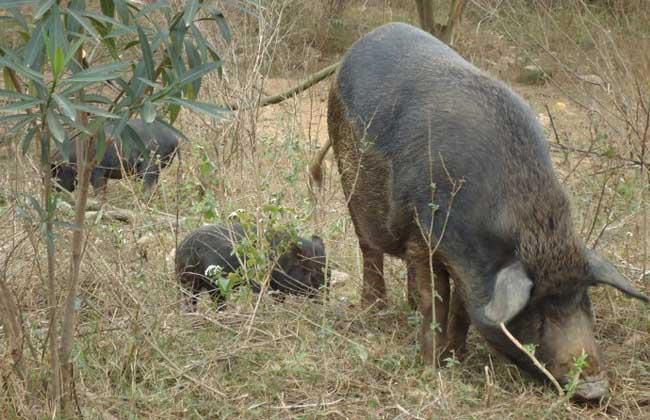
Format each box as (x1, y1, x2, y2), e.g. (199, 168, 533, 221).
(560, 372, 609, 401)
(573, 376, 609, 401)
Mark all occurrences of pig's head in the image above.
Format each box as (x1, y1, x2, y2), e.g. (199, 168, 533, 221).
(273, 235, 329, 297)
(478, 250, 648, 401)
(52, 163, 77, 192)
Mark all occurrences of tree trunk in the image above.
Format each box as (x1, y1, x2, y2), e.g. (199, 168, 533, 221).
(440, 0, 467, 45)
(414, 0, 467, 46)
(415, 0, 436, 35)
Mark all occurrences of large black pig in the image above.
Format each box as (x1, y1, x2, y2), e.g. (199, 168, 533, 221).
(175, 223, 328, 310)
(52, 119, 180, 196)
(310, 23, 647, 400)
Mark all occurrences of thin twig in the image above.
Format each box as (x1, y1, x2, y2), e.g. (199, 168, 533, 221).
(545, 104, 562, 145)
(548, 142, 646, 167)
(226, 62, 339, 110)
(499, 322, 564, 396)
(273, 398, 344, 410)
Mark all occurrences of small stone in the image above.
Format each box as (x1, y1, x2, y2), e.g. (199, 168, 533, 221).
(517, 64, 552, 85)
(579, 74, 604, 86)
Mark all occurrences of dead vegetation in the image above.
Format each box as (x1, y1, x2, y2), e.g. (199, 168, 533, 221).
(0, 0, 648, 418)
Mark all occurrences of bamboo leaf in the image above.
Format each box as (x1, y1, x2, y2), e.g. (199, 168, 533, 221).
(53, 93, 76, 121)
(23, 21, 45, 71)
(165, 97, 230, 120)
(71, 103, 120, 119)
(21, 126, 37, 154)
(3, 69, 15, 91)
(137, 25, 154, 81)
(0, 89, 38, 101)
(100, 0, 115, 19)
(47, 110, 66, 143)
(62, 60, 132, 83)
(141, 101, 156, 123)
(114, 0, 130, 25)
(80, 10, 130, 32)
(184, 0, 199, 27)
(168, 102, 181, 124)
(121, 123, 146, 155)
(66, 9, 102, 42)
(0, 57, 45, 87)
(34, 0, 56, 21)
(62, 37, 86, 73)
(0, 99, 43, 113)
(0, 1, 40, 9)
(9, 8, 29, 31)
(52, 47, 65, 78)
(202, 5, 231, 43)
(176, 61, 221, 88)
(8, 114, 37, 134)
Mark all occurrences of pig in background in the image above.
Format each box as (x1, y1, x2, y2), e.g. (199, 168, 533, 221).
(52, 119, 181, 197)
(175, 223, 329, 310)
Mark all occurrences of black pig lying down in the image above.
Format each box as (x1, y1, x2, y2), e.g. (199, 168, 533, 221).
(52, 119, 181, 196)
(315, 22, 648, 401)
(175, 223, 328, 310)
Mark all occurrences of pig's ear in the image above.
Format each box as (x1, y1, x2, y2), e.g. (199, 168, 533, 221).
(586, 249, 648, 302)
(483, 261, 533, 325)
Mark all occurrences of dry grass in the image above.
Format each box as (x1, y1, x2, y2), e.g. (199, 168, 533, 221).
(1, 0, 649, 418)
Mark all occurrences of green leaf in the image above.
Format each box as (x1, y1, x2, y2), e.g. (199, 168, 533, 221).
(47, 3, 67, 66)
(71, 103, 119, 119)
(184, 0, 199, 27)
(168, 102, 181, 124)
(0, 57, 45, 88)
(202, 5, 231, 43)
(184, 40, 203, 99)
(141, 101, 156, 123)
(8, 8, 29, 31)
(100, 0, 115, 19)
(62, 61, 132, 83)
(0, 114, 36, 124)
(137, 25, 154, 81)
(52, 47, 65, 78)
(82, 94, 113, 105)
(8, 114, 37, 134)
(176, 61, 221, 89)
(52, 133, 72, 162)
(21, 126, 37, 154)
(23, 21, 45, 71)
(47, 110, 66, 143)
(0, 99, 43, 113)
(114, 0, 130, 25)
(3, 69, 16, 91)
(0, 89, 38, 101)
(165, 97, 230, 120)
(34, 0, 56, 21)
(1, 1, 40, 9)
(134, 1, 170, 20)
(52, 93, 76, 121)
(62, 37, 86, 73)
(121, 123, 146, 155)
(66, 9, 102, 42)
(136, 78, 163, 90)
(80, 10, 130, 32)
